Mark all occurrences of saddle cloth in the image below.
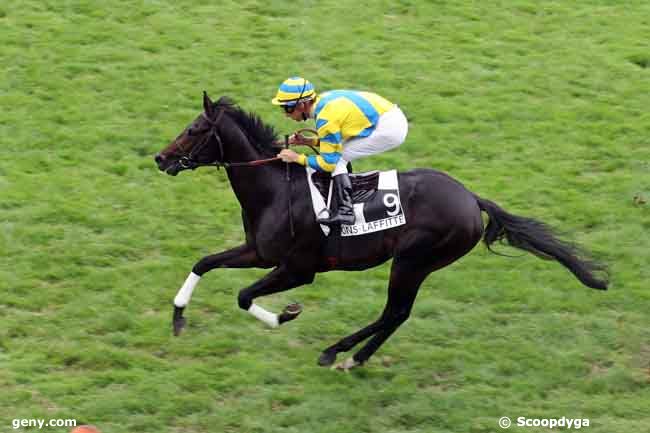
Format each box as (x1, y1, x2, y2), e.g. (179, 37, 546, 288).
(306, 168, 407, 237)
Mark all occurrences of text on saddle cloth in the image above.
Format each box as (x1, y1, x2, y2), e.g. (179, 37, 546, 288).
(306, 168, 407, 237)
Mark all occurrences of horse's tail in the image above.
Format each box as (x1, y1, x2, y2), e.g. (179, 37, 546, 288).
(475, 196, 608, 290)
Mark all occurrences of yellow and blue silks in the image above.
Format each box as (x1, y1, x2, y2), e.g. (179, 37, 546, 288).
(296, 90, 395, 172)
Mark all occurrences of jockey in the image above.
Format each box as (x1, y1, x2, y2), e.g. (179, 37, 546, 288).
(272, 76, 408, 226)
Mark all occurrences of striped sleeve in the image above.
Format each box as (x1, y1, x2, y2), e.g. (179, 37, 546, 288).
(306, 152, 340, 172)
(293, 147, 340, 172)
(316, 117, 342, 146)
(303, 117, 341, 172)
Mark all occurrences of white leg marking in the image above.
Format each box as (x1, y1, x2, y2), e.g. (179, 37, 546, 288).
(333, 357, 360, 372)
(174, 272, 200, 307)
(248, 304, 279, 328)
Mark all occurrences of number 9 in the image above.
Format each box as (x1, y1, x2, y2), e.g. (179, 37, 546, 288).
(383, 193, 400, 216)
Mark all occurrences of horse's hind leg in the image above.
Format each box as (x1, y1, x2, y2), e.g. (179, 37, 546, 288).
(347, 261, 434, 368)
(318, 314, 387, 366)
(319, 259, 432, 368)
(335, 224, 482, 369)
(173, 244, 264, 336)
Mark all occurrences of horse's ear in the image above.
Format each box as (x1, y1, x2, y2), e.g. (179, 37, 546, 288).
(203, 91, 214, 115)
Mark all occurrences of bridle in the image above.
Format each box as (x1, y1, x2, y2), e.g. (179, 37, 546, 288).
(177, 105, 280, 170)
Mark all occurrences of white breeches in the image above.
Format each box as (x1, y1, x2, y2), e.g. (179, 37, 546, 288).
(333, 105, 408, 176)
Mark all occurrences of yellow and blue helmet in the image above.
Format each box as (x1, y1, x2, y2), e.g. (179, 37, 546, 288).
(271, 77, 316, 106)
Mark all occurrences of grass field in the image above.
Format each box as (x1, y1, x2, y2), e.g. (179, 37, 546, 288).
(1, 1, 650, 432)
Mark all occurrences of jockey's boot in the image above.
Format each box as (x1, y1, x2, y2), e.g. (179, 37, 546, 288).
(317, 173, 356, 226)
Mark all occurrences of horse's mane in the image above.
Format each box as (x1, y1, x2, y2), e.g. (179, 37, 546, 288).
(217, 97, 278, 156)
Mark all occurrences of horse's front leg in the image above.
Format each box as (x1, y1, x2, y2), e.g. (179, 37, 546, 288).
(173, 244, 266, 335)
(238, 265, 314, 328)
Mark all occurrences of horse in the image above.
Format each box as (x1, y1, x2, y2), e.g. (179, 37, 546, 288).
(154, 92, 608, 370)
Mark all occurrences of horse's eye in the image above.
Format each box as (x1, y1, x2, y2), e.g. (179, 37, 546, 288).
(187, 128, 194, 136)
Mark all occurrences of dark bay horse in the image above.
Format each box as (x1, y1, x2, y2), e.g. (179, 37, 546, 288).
(154, 92, 608, 370)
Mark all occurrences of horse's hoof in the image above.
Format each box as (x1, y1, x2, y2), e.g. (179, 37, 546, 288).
(173, 306, 186, 336)
(318, 350, 337, 367)
(173, 317, 186, 336)
(333, 357, 360, 372)
(278, 303, 302, 325)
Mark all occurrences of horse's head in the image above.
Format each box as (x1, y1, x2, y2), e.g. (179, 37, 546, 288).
(155, 92, 228, 176)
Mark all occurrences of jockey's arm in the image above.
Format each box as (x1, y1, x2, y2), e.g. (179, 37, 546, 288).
(298, 139, 340, 172)
(302, 117, 344, 172)
(277, 120, 342, 172)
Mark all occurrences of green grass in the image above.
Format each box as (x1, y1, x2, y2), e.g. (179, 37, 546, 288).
(1, 1, 649, 432)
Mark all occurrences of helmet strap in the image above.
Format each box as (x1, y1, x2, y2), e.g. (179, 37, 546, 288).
(294, 79, 309, 121)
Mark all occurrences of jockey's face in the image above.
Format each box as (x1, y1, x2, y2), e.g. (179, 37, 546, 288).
(283, 100, 312, 122)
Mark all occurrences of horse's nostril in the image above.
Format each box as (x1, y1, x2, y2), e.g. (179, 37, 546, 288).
(155, 154, 164, 164)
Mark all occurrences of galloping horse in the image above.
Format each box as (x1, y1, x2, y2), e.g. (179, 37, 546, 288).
(154, 92, 607, 370)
